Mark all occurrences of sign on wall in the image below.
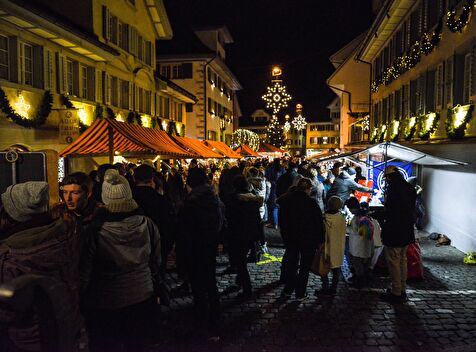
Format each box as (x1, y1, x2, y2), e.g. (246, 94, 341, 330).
(58, 109, 79, 144)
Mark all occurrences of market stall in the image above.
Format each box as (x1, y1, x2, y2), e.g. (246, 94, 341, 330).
(258, 142, 286, 158)
(60, 118, 197, 162)
(171, 135, 224, 159)
(202, 140, 242, 159)
(235, 144, 260, 158)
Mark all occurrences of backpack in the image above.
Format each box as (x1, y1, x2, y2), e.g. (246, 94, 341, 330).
(357, 216, 374, 241)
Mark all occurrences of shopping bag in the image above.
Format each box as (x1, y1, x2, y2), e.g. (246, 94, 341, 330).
(310, 244, 330, 276)
(407, 241, 424, 280)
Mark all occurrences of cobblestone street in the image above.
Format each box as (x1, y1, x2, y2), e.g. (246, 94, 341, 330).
(153, 232, 476, 352)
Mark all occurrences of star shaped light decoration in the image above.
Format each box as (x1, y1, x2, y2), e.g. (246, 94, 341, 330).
(292, 114, 307, 131)
(14, 95, 31, 118)
(262, 82, 292, 114)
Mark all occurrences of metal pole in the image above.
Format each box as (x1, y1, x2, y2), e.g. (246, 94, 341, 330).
(108, 126, 114, 164)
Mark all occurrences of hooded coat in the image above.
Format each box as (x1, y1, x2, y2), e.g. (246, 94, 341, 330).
(80, 210, 160, 309)
(0, 216, 80, 351)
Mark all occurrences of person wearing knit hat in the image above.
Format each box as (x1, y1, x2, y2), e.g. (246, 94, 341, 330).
(1, 181, 49, 222)
(0, 182, 81, 350)
(81, 168, 161, 350)
(102, 169, 138, 213)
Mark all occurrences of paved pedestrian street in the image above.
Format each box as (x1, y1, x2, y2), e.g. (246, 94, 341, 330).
(154, 234, 476, 352)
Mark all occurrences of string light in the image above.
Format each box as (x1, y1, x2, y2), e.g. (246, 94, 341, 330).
(283, 121, 291, 132)
(446, 0, 474, 33)
(266, 115, 285, 147)
(231, 129, 260, 151)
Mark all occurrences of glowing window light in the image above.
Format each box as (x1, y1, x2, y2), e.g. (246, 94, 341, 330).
(14, 95, 31, 118)
(116, 113, 125, 122)
(409, 116, 417, 128)
(78, 108, 88, 125)
(141, 115, 151, 128)
(162, 120, 168, 130)
(454, 106, 467, 128)
(392, 120, 400, 136)
(425, 112, 436, 131)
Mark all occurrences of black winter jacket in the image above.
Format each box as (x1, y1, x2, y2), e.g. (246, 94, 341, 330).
(277, 189, 324, 249)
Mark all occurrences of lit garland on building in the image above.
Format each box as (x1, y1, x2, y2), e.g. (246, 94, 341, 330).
(262, 81, 292, 114)
(446, 0, 474, 33)
(446, 104, 474, 139)
(418, 112, 439, 140)
(292, 114, 307, 131)
(231, 129, 260, 151)
(0, 88, 53, 128)
(372, 21, 442, 92)
(266, 115, 285, 147)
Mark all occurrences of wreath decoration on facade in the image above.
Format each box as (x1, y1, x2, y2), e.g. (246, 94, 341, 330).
(0, 88, 53, 128)
(60, 95, 88, 132)
(126, 111, 142, 125)
(446, 0, 474, 33)
(446, 104, 474, 139)
(418, 112, 440, 140)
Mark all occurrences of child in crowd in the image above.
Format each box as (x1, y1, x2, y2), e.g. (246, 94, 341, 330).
(347, 198, 374, 288)
(316, 196, 347, 295)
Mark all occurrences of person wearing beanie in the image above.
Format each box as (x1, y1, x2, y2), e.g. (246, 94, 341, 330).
(325, 164, 375, 205)
(178, 166, 223, 338)
(0, 181, 81, 351)
(80, 169, 161, 350)
(315, 196, 347, 296)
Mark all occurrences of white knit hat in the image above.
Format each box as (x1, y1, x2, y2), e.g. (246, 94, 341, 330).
(101, 169, 138, 213)
(1, 181, 49, 222)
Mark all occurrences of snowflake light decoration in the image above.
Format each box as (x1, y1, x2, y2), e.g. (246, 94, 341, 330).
(283, 121, 291, 132)
(262, 82, 292, 114)
(292, 114, 307, 131)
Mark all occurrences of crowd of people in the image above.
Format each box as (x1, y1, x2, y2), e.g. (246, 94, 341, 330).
(0, 156, 416, 351)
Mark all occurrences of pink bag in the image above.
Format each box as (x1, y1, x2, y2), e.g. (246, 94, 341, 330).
(407, 241, 424, 280)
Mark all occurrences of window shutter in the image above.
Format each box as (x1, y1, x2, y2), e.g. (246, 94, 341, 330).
(104, 72, 110, 105)
(43, 49, 53, 91)
(95, 69, 102, 102)
(435, 63, 444, 110)
(87, 67, 95, 101)
(56, 53, 67, 94)
(72, 61, 79, 96)
(417, 74, 426, 114)
(31, 46, 43, 89)
(463, 53, 473, 103)
(8, 36, 18, 83)
(102, 6, 110, 40)
(445, 56, 454, 107)
(129, 82, 133, 110)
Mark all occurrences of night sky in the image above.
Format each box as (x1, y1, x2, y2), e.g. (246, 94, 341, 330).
(163, 0, 375, 122)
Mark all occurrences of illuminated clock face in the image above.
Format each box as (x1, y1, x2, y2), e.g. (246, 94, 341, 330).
(273, 94, 281, 102)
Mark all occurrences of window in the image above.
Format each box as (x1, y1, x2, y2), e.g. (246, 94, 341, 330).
(81, 65, 88, 99)
(177, 103, 183, 122)
(395, 89, 401, 119)
(20, 42, 33, 86)
(208, 130, 217, 141)
(145, 90, 151, 114)
(120, 80, 129, 109)
(137, 35, 143, 61)
(160, 65, 171, 79)
(402, 84, 410, 118)
(110, 76, 118, 107)
(410, 79, 418, 115)
(185, 103, 193, 112)
(445, 57, 454, 107)
(426, 70, 436, 112)
(109, 14, 118, 45)
(410, 6, 421, 44)
(0, 35, 8, 80)
(118, 22, 129, 51)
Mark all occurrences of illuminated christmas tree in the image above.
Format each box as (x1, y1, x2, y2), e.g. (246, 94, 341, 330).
(266, 115, 285, 147)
